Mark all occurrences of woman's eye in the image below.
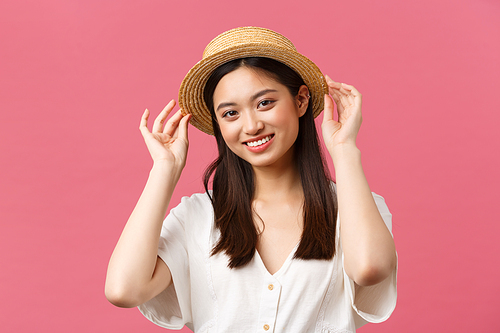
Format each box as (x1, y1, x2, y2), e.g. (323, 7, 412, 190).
(222, 110, 238, 118)
(258, 100, 274, 108)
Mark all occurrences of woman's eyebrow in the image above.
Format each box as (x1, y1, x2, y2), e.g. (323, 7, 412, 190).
(216, 89, 278, 113)
(216, 102, 237, 113)
(250, 89, 278, 101)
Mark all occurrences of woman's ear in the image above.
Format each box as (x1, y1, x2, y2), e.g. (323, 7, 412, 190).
(296, 85, 310, 117)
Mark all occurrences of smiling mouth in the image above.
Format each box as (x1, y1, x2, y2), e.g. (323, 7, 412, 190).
(244, 135, 274, 147)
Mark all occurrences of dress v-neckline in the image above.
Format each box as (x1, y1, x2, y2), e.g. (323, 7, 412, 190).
(255, 242, 300, 277)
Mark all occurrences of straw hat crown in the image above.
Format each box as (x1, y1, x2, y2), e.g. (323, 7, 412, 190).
(202, 27, 297, 58)
(179, 27, 327, 135)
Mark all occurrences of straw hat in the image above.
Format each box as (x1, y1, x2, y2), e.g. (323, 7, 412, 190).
(178, 26, 328, 135)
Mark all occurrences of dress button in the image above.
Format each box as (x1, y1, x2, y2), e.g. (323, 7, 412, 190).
(263, 324, 270, 331)
(268, 284, 274, 290)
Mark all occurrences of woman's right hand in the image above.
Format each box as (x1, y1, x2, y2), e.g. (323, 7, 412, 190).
(139, 100, 191, 170)
(106, 100, 190, 308)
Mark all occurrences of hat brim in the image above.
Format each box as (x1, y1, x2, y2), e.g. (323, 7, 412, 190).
(179, 44, 328, 135)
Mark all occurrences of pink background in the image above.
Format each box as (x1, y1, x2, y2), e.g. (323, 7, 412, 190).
(1, 0, 499, 332)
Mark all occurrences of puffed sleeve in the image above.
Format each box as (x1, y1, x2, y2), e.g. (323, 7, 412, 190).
(137, 201, 194, 330)
(343, 193, 398, 329)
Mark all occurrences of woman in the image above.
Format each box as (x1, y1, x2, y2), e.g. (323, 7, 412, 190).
(105, 27, 397, 332)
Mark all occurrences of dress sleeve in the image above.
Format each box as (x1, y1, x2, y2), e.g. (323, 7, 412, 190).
(342, 193, 398, 329)
(137, 204, 193, 330)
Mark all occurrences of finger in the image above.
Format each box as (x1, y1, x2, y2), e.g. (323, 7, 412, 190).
(329, 89, 340, 104)
(163, 109, 184, 136)
(152, 100, 176, 133)
(330, 84, 353, 109)
(341, 82, 353, 91)
(325, 74, 336, 85)
(322, 95, 335, 124)
(339, 84, 360, 108)
(177, 112, 191, 143)
(325, 77, 353, 109)
(338, 91, 351, 108)
(335, 85, 353, 98)
(344, 84, 362, 102)
(327, 80, 355, 98)
(339, 83, 362, 100)
(325, 75, 342, 90)
(327, 82, 346, 100)
(330, 90, 344, 113)
(139, 108, 151, 135)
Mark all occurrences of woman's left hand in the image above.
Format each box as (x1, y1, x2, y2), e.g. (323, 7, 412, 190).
(321, 75, 362, 154)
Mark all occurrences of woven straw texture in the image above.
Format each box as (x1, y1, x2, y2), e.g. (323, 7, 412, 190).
(178, 27, 328, 135)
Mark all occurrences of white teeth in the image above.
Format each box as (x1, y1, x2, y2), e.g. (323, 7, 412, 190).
(247, 135, 271, 147)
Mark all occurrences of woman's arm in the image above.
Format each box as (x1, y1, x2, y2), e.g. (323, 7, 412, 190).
(105, 100, 190, 307)
(322, 77, 396, 287)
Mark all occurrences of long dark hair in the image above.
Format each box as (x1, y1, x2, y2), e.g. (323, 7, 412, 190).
(203, 57, 337, 268)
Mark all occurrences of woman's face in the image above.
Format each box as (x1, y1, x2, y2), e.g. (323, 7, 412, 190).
(212, 66, 309, 170)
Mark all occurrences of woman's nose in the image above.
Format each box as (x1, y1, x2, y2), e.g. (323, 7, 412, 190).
(243, 111, 264, 135)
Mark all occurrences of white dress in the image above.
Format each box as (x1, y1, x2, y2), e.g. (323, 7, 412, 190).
(138, 189, 397, 332)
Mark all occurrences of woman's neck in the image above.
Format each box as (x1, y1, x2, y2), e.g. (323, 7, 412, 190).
(252, 162, 303, 203)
